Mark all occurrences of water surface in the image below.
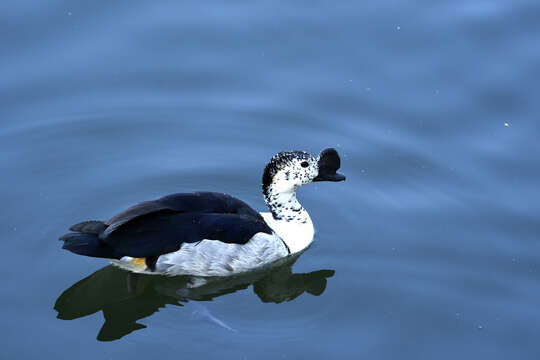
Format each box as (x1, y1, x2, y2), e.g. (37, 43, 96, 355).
(1, 0, 540, 358)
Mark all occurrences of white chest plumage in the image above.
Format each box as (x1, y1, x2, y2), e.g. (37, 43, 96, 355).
(259, 212, 314, 254)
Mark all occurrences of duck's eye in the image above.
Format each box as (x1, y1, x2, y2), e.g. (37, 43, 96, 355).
(301, 161, 309, 168)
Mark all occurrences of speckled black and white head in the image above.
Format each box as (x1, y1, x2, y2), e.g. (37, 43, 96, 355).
(262, 151, 318, 197)
(262, 148, 345, 221)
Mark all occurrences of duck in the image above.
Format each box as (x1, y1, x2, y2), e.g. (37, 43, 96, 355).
(59, 148, 345, 277)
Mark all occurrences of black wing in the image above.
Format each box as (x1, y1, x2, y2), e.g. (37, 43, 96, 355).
(96, 192, 272, 258)
(103, 192, 265, 237)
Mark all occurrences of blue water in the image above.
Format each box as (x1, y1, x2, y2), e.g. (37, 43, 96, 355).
(2, 0, 540, 358)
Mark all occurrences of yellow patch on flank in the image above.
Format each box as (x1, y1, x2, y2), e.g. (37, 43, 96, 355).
(131, 257, 147, 269)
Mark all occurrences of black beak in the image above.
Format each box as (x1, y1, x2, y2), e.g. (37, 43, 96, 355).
(313, 148, 346, 182)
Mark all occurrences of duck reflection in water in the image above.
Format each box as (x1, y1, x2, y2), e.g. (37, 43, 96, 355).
(54, 254, 334, 341)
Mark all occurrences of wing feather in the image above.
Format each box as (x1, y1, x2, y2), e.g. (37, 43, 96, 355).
(103, 192, 264, 238)
(94, 192, 272, 258)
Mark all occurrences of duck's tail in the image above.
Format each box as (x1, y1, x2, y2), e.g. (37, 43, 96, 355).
(59, 220, 121, 259)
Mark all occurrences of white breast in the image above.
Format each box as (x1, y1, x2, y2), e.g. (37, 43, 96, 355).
(259, 212, 315, 254)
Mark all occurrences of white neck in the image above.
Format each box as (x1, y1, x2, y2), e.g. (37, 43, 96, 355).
(261, 187, 315, 253)
(265, 188, 309, 223)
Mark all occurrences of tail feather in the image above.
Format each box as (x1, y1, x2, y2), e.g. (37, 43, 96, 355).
(69, 220, 107, 235)
(60, 233, 121, 259)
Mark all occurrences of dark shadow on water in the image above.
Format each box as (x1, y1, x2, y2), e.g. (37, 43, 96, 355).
(54, 255, 334, 341)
